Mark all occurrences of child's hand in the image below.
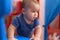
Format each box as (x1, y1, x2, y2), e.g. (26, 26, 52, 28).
(33, 37, 40, 40)
(30, 37, 40, 40)
(8, 37, 16, 40)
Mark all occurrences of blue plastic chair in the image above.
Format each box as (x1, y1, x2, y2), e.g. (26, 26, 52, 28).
(0, 0, 12, 40)
(15, 36, 30, 40)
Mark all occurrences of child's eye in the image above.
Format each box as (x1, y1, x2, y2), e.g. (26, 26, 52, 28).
(32, 11, 35, 12)
(31, 9, 39, 13)
(32, 11, 39, 13)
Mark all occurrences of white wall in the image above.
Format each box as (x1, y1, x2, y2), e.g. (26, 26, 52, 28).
(40, 0, 45, 40)
(40, 0, 45, 26)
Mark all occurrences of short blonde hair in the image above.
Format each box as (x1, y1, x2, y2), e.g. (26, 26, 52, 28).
(22, 0, 39, 8)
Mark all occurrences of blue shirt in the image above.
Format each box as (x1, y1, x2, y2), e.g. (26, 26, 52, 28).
(12, 14, 40, 38)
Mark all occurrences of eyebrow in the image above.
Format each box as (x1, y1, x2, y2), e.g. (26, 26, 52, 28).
(31, 9, 39, 12)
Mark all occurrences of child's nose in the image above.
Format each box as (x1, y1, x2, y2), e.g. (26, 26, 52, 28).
(34, 13, 38, 18)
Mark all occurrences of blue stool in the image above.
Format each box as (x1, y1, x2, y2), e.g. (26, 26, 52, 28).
(15, 36, 30, 40)
(0, 0, 12, 40)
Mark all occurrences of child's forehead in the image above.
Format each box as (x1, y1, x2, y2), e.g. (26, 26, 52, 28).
(29, 3, 39, 11)
(30, 7, 39, 11)
(24, 0, 39, 11)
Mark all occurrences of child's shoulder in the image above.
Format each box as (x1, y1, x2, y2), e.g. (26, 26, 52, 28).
(15, 14, 23, 19)
(13, 14, 23, 21)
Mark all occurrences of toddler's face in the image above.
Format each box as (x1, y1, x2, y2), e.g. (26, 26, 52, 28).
(24, 2, 39, 21)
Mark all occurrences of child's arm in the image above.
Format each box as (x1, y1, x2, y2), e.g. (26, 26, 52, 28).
(33, 25, 42, 40)
(8, 24, 16, 40)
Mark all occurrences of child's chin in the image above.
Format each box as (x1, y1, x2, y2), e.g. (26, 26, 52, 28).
(30, 18, 35, 21)
(31, 19, 35, 21)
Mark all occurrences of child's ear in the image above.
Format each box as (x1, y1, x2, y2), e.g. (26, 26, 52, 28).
(22, 8, 25, 14)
